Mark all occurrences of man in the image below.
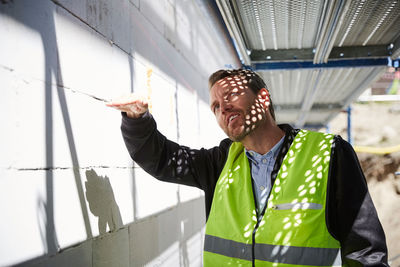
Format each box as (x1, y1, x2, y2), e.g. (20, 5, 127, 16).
(107, 69, 388, 266)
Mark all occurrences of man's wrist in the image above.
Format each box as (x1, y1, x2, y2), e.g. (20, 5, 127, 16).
(126, 111, 142, 119)
(123, 110, 149, 119)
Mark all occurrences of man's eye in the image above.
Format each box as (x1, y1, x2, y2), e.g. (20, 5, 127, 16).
(213, 104, 220, 113)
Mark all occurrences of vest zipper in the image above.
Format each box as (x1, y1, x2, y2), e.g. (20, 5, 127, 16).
(249, 173, 257, 267)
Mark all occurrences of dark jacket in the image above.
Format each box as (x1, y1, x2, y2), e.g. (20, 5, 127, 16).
(121, 112, 388, 266)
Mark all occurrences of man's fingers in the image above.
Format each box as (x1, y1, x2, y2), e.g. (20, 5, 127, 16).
(106, 93, 149, 119)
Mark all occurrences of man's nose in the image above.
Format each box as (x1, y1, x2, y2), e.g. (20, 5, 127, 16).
(220, 100, 232, 113)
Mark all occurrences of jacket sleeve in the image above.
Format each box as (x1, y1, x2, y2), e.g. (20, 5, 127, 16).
(328, 136, 389, 266)
(120, 112, 231, 218)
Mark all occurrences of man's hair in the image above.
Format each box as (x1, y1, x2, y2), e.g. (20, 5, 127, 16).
(208, 69, 276, 121)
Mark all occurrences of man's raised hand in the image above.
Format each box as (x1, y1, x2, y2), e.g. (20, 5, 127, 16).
(106, 94, 148, 118)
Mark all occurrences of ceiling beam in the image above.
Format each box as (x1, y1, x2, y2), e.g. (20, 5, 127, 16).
(253, 58, 389, 71)
(275, 103, 343, 111)
(313, 0, 351, 64)
(329, 45, 390, 59)
(250, 45, 390, 62)
(216, 0, 251, 65)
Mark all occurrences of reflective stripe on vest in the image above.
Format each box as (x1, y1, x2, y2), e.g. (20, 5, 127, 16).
(205, 234, 341, 266)
(204, 129, 341, 266)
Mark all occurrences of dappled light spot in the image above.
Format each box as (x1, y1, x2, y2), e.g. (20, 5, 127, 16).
(282, 164, 287, 171)
(284, 222, 292, 230)
(305, 173, 314, 182)
(218, 174, 228, 185)
(312, 157, 322, 167)
(167, 148, 197, 179)
(244, 230, 252, 238)
(216, 164, 244, 201)
(271, 245, 280, 256)
(283, 231, 293, 244)
(297, 185, 305, 191)
(273, 232, 283, 242)
(293, 218, 303, 227)
(309, 187, 316, 194)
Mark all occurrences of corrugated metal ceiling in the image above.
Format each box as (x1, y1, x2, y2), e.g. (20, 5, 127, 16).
(216, 0, 400, 128)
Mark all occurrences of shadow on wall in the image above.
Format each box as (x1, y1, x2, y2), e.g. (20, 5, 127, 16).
(1, 0, 93, 258)
(18, 194, 203, 267)
(1, 1, 204, 266)
(85, 169, 123, 234)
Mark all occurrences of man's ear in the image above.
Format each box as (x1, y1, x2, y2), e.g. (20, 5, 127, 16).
(257, 88, 270, 109)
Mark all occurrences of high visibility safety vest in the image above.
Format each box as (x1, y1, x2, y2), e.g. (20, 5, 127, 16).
(204, 130, 342, 266)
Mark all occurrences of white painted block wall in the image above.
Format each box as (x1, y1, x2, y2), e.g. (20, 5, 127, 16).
(0, 0, 239, 266)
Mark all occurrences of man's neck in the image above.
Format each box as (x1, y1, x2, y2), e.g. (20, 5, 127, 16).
(241, 121, 285, 155)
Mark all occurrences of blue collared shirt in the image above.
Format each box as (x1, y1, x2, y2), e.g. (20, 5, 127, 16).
(245, 136, 285, 213)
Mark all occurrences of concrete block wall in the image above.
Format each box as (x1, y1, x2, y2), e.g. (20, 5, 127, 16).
(0, 0, 239, 266)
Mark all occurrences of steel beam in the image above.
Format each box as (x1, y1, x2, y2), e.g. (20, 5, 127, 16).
(274, 103, 342, 111)
(313, 0, 350, 64)
(253, 58, 389, 70)
(250, 45, 390, 62)
(251, 48, 315, 62)
(329, 45, 390, 59)
(216, 0, 251, 65)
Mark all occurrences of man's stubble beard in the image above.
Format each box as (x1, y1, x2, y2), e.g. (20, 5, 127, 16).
(227, 107, 265, 142)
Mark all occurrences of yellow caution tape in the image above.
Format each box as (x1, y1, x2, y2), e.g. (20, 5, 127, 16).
(354, 144, 400, 155)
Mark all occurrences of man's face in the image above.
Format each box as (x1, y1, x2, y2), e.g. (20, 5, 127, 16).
(209, 75, 268, 142)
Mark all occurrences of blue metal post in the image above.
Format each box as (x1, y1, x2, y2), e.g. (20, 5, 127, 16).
(347, 105, 353, 145)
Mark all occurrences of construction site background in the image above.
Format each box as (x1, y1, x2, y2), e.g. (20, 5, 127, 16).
(330, 99, 400, 266)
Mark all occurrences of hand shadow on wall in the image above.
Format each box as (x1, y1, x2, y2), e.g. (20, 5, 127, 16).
(85, 169, 123, 234)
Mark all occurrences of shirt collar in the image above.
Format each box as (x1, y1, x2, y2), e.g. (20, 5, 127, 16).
(245, 135, 285, 164)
